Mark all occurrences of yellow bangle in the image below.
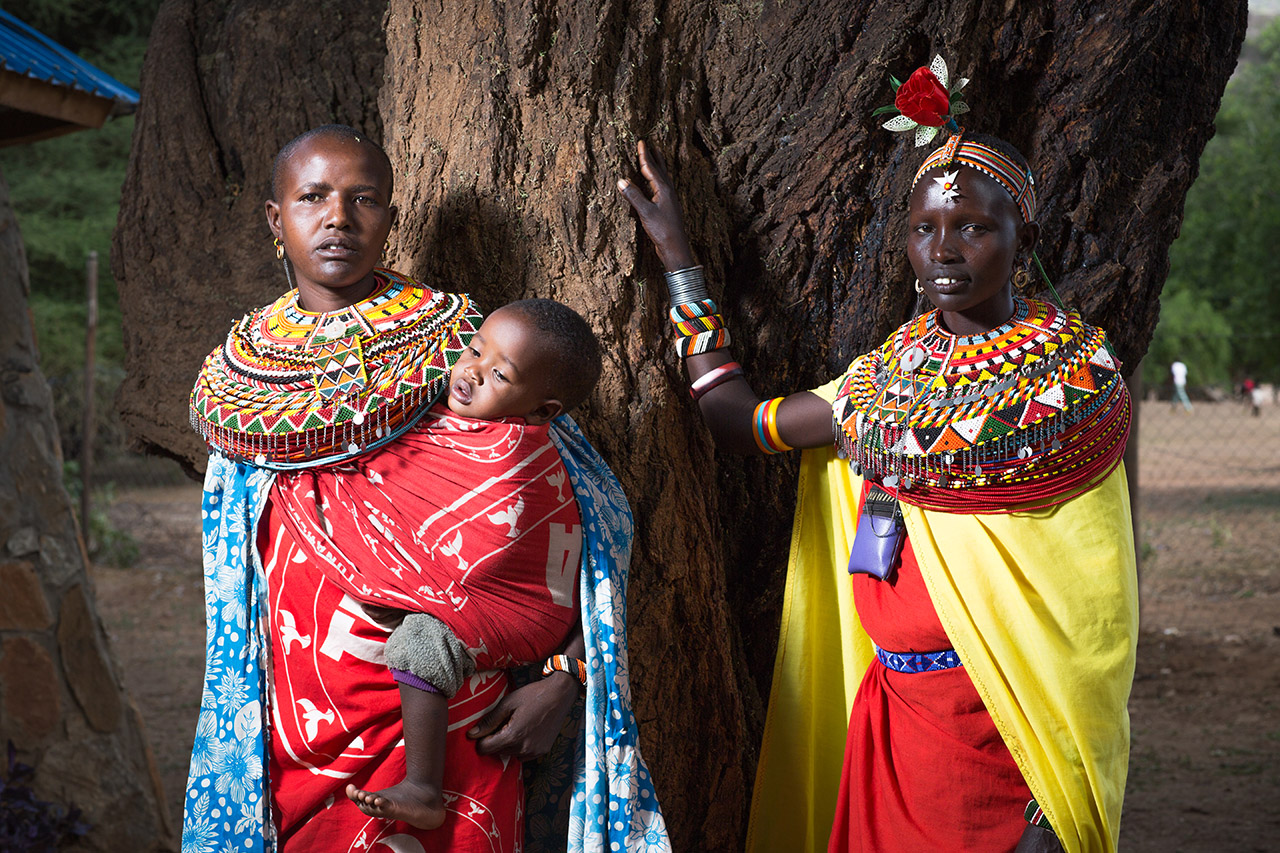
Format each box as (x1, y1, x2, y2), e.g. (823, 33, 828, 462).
(752, 397, 793, 454)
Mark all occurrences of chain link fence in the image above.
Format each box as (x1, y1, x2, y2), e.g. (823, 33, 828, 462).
(1133, 386, 1280, 620)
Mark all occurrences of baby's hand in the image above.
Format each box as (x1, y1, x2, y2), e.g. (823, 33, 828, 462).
(617, 141, 696, 272)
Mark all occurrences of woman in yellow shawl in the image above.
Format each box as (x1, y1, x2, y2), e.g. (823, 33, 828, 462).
(616, 94, 1137, 852)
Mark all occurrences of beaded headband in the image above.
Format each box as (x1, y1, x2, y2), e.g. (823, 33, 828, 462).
(911, 130, 1038, 224)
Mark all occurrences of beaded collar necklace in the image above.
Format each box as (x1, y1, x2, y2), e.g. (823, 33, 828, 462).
(833, 298, 1129, 511)
(191, 269, 481, 468)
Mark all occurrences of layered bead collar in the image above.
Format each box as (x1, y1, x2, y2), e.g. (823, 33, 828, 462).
(833, 298, 1130, 511)
(191, 269, 481, 469)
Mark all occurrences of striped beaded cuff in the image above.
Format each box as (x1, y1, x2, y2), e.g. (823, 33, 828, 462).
(675, 328, 731, 358)
(670, 299, 731, 358)
(542, 654, 588, 689)
(752, 397, 794, 454)
(690, 362, 743, 400)
(668, 299, 718, 323)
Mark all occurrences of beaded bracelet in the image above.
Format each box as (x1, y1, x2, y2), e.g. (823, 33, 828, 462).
(542, 654, 588, 689)
(675, 328, 731, 358)
(669, 299, 731, 357)
(752, 397, 794, 454)
(668, 299, 719, 323)
(690, 361, 743, 400)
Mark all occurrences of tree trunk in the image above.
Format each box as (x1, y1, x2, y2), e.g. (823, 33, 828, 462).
(115, 1, 1247, 848)
(1, 167, 172, 850)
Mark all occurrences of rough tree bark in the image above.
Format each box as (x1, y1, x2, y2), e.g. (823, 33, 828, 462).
(1, 168, 172, 850)
(115, 1, 1246, 849)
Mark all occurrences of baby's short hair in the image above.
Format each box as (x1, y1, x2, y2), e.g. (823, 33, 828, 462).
(502, 299, 601, 413)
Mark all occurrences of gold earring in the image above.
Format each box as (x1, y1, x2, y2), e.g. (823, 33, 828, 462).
(915, 279, 924, 294)
(1012, 267, 1031, 290)
(274, 237, 285, 260)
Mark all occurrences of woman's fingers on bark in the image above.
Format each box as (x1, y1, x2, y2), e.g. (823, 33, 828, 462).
(642, 141, 671, 184)
(616, 178, 655, 215)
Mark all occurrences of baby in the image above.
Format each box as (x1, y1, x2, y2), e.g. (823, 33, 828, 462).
(343, 297, 601, 829)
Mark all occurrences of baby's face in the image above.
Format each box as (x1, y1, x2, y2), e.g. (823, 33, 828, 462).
(447, 308, 559, 423)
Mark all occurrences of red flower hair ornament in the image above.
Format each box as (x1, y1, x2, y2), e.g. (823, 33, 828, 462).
(873, 54, 969, 147)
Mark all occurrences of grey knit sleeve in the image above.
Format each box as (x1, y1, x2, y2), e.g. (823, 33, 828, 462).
(384, 612, 476, 698)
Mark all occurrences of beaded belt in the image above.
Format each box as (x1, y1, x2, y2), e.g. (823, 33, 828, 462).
(874, 645, 964, 673)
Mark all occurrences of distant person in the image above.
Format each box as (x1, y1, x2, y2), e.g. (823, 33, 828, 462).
(1242, 377, 1259, 415)
(1171, 360, 1193, 411)
(1250, 383, 1267, 416)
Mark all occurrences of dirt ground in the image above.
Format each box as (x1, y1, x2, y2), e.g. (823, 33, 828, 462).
(93, 401, 1280, 851)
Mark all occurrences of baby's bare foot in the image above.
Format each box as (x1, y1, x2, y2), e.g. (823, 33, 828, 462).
(345, 781, 446, 830)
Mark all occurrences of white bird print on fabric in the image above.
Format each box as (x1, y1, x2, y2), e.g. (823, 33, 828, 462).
(296, 697, 334, 740)
(487, 496, 525, 538)
(439, 531, 469, 573)
(546, 469, 567, 501)
(278, 610, 312, 654)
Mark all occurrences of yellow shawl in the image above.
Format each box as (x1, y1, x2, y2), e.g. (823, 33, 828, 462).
(745, 444, 1137, 853)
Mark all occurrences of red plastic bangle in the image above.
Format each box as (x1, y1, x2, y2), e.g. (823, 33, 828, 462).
(690, 362, 743, 400)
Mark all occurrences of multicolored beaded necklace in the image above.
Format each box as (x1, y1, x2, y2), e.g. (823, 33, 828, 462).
(190, 269, 481, 468)
(833, 297, 1130, 512)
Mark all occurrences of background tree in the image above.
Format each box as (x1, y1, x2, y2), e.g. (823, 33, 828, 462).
(1148, 16, 1280, 390)
(114, 1, 1248, 848)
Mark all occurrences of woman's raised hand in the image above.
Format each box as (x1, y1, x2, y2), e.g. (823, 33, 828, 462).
(617, 141, 697, 272)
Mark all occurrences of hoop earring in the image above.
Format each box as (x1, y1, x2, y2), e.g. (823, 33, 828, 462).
(1012, 266, 1031, 290)
(274, 237, 285, 260)
(915, 278, 924, 294)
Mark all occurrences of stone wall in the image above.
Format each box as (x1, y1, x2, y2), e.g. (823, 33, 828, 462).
(0, 166, 172, 850)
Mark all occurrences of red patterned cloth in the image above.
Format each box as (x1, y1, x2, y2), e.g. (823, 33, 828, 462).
(828, 486, 1031, 853)
(260, 406, 583, 850)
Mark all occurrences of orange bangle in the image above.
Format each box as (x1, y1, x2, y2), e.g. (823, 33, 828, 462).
(752, 397, 793, 454)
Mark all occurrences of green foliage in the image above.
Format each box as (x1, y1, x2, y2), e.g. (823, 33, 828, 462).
(26, 292, 129, 457)
(1, 114, 134, 455)
(1142, 288, 1232, 389)
(1161, 18, 1280, 385)
(62, 462, 140, 568)
(0, 19, 148, 459)
(1, 83, 137, 301)
(3, 0, 159, 57)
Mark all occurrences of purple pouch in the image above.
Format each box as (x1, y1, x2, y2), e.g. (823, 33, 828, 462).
(847, 484, 905, 580)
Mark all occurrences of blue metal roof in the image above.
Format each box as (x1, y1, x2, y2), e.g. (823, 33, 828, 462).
(0, 9, 139, 110)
